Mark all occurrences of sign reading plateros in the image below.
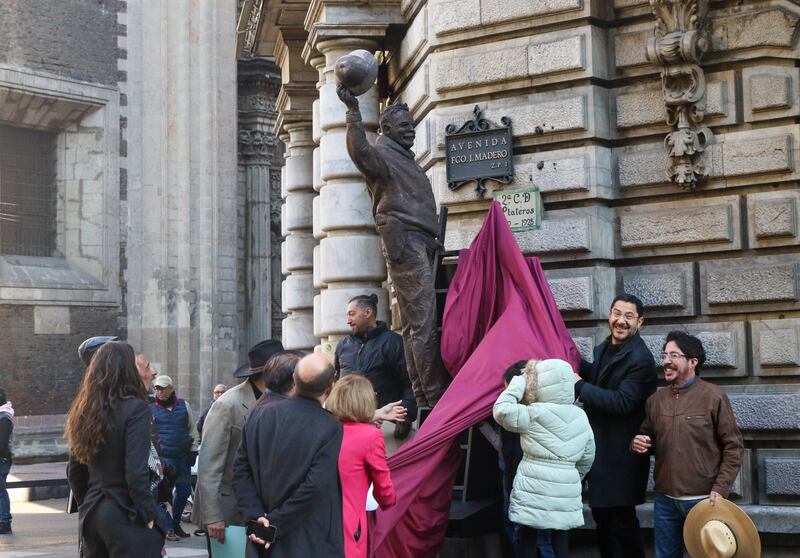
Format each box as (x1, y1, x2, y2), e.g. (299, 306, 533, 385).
(445, 105, 513, 198)
(493, 186, 542, 232)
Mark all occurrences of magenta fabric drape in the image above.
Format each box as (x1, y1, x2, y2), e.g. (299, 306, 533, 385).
(371, 201, 579, 557)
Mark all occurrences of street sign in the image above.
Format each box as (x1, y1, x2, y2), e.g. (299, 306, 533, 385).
(493, 186, 542, 232)
(445, 105, 513, 197)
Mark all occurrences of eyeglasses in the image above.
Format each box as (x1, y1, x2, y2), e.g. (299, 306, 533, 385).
(154, 385, 170, 391)
(611, 310, 638, 321)
(660, 352, 688, 361)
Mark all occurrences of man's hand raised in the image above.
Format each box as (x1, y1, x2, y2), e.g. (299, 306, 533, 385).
(337, 84, 360, 112)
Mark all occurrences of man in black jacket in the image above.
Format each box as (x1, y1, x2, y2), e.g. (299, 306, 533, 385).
(232, 353, 344, 558)
(574, 293, 657, 558)
(335, 294, 417, 441)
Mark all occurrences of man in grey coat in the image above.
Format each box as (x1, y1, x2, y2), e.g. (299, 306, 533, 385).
(192, 339, 283, 543)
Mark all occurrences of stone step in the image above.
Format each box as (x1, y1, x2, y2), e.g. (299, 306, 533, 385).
(6, 461, 70, 503)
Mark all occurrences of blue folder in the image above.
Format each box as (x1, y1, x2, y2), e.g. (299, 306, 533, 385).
(208, 525, 247, 558)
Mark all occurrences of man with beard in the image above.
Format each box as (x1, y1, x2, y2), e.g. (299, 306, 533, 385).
(632, 331, 742, 558)
(335, 294, 415, 447)
(136, 353, 158, 396)
(574, 294, 657, 558)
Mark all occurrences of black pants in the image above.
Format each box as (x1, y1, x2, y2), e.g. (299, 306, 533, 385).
(82, 498, 164, 558)
(521, 527, 569, 558)
(591, 506, 645, 558)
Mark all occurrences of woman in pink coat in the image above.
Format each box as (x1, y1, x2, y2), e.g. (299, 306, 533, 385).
(328, 375, 397, 558)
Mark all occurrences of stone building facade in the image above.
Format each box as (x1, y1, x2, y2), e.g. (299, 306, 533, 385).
(241, 0, 800, 550)
(0, 0, 283, 458)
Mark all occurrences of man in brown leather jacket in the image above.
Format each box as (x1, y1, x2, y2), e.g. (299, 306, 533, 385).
(631, 331, 743, 558)
(337, 84, 448, 408)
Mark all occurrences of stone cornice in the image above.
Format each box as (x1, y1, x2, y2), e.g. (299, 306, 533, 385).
(303, 23, 390, 63)
(301, 0, 403, 63)
(275, 108, 314, 137)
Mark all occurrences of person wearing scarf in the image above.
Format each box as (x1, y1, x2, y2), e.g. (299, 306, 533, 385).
(151, 375, 199, 541)
(0, 388, 15, 535)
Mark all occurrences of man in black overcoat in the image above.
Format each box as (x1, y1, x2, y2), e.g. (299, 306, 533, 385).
(232, 353, 344, 558)
(574, 293, 657, 558)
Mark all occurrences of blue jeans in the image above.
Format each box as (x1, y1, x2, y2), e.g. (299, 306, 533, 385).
(653, 493, 704, 558)
(0, 461, 11, 524)
(161, 456, 191, 530)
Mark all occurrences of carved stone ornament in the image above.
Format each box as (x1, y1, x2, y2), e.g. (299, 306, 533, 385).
(646, 0, 712, 189)
(238, 127, 277, 163)
(240, 0, 264, 60)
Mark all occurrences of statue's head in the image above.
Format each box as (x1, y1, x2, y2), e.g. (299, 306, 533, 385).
(380, 103, 415, 149)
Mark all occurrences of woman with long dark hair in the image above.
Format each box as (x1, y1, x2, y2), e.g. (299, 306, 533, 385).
(66, 341, 165, 557)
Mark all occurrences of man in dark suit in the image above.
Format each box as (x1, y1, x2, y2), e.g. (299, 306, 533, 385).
(233, 353, 344, 558)
(574, 293, 657, 558)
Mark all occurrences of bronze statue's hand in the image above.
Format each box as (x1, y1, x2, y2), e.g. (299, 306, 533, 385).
(337, 83, 359, 111)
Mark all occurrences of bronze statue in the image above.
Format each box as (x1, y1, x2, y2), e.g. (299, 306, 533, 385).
(336, 56, 448, 408)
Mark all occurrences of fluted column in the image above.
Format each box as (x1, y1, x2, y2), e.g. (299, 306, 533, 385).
(315, 38, 388, 346)
(237, 58, 282, 352)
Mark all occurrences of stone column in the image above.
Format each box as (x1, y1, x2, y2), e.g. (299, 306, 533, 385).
(281, 120, 317, 352)
(125, 0, 239, 408)
(237, 58, 283, 352)
(315, 38, 388, 348)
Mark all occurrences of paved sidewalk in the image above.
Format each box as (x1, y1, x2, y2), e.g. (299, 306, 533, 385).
(0, 498, 209, 558)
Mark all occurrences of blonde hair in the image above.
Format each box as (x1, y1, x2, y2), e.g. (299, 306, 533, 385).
(327, 374, 377, 423)
(520, 359, 541, 405)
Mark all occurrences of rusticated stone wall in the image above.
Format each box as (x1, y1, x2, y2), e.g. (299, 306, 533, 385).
(387, 0, 800, 544)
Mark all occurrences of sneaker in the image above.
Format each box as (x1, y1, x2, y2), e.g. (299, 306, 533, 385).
(193, 529, 207, 536)
(165, 530, 180, 542)
(173, 525, 191, 538)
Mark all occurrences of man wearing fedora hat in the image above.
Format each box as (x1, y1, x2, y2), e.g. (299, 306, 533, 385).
(631, 331, 743, 558)
(192, 339, 284, 545)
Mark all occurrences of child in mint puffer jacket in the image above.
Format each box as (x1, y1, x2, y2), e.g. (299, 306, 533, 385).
(493, 359, 595, 558)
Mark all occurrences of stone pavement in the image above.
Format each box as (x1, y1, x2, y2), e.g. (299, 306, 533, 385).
(0, 498, 209, 558)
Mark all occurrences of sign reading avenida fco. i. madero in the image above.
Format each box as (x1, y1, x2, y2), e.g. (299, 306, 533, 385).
(445, 105, 514, 198)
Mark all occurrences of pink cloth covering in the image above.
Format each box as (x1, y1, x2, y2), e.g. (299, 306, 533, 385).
(371, 201, 579, 558)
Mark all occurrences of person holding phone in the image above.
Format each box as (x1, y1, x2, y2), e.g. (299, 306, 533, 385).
(66, 342, 165, 557)
(233, 353, 344, 558)
(327, 374, 397, 558)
